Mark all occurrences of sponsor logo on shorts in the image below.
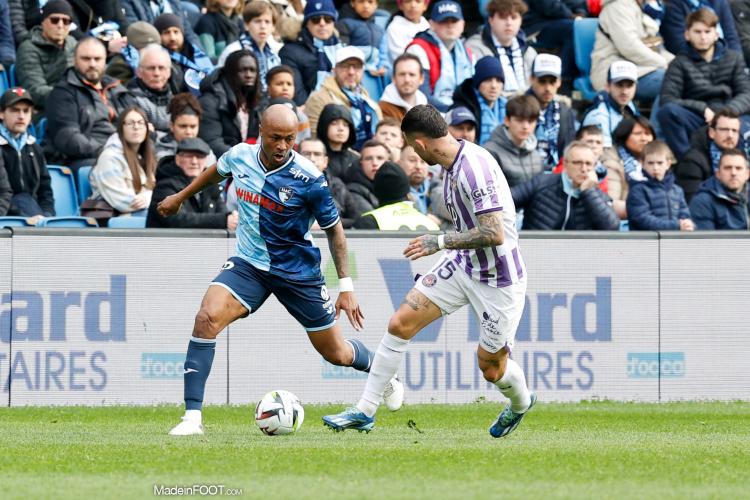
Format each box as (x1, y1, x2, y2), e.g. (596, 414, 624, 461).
(480, 311, 501, 336)
(421, 274, 437, 287)
(221, 261, 234, 270)
(320, 285, 329, 301)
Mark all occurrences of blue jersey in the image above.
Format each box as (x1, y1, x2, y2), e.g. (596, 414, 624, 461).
(217, 144, 340, 281)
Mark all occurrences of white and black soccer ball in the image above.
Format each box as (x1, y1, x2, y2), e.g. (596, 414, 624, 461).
(254, 390, 304, 435)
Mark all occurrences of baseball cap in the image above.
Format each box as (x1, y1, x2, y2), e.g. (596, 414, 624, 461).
(431, 0, 463, 22)
(303, 0, 338, 23)
(532, 54, 562, 78)
(335, 46, 365, 65)
(0, 87, 33, 109)
(445, 107, 476, 127)
(176, 138, 211, 156)
(608, 60, 638, 83)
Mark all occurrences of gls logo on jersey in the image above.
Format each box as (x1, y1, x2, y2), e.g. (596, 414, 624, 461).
(290, 167, 310, 183)
(472, 182, 496, 200)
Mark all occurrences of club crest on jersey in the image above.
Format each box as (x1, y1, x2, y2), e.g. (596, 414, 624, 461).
(279, 186, 294, 203)
(421, 274, 437, 287)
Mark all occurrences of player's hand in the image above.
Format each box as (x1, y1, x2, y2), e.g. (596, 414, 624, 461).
(157, 193, 183, 217)
(335, 291, 364, 331)
(403, 234, 440, 260)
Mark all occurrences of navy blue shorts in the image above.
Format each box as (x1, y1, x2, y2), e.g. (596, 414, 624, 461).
(211, 257, 336, 331)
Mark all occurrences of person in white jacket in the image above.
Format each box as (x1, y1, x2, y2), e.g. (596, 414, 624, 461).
(378, 53, 429, 121)
(386, 0, 431, 63)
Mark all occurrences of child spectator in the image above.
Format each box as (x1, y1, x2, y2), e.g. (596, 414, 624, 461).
(156, 93, 216, 165)
(195, 0, 245, 61)
(316, 103, 360, 180)
(265, 65, 310, 143)
(386, 0, 430, 63)
(627, 140, 694, 231)
(336, 0, 390, 78)
(451, 55, 506, 146)
(374, 117, 404, 162)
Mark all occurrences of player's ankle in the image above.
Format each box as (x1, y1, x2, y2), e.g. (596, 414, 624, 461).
(184, 409, 202, 422)
(356, 399, 378, 418)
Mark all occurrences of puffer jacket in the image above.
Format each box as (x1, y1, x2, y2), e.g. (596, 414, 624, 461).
(15, 25, 76, 110)
(626, 169, 691, 230)
(512, 173, 620, 230)
(689, 175, 749, 229)
(674, 126, 713, 202)
(279, 26, 342, 105)
(484, 125, 543, 187)
(660, 39, 750, 115)
(591, 0, 673, 90)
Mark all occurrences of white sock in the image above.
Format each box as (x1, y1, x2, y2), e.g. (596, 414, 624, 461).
(494, 358, 531, 413)
(356, 333, 410, 417)
(184, 409, 202, 423)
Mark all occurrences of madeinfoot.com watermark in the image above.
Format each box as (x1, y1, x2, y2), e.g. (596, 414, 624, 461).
(153, 484, 243, 497)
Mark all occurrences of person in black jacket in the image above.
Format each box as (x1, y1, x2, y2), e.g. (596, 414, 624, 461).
(147, 137, 236, 229)
(344, 139, 389, 219)
(689, 147, 750, 229)
(316, 103, 360, 181)
(674, 108, 742, 202)
(657, 8, 750, 159)
(0, 87, 54, 220)
(511, 140, 620, 230)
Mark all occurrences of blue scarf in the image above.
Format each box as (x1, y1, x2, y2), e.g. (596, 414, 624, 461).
(0, 123, 28, 152)
(686, 0, 724, 38)
(312, 36, 341, 92)
(561, 172, 581, 198)
(477, 94, 506, 146)
(618, 146, 646, 183)
(709, 140, 723, 173)
(239, 34, 281, 94)
(642, 0, 664, 24)
(536, 99, 561, 170)
(121, 44, 140, 72)
(171, 43, 215, 95)
(341, 86, 379, 150)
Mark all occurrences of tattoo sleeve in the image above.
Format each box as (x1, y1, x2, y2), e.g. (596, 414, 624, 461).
(444, 212, 503, 250)
(324, 222, 349, 278)
(403, 288, 433, 311)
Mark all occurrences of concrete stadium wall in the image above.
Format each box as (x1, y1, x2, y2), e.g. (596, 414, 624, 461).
(1, 229, 748, 406)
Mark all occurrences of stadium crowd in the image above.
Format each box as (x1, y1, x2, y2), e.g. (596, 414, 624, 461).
(0, 0, 749, 231)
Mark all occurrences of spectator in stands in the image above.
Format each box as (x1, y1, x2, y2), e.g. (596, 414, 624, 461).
(16, 0, 76, 113)
(379, 54, 428, 122)
(572, 125, 609, 184)
(626, 140, 694, 230)
(601, 115, 655, 218)
(121, 44, 175, 133)
(121, 0, 202, 51)
(374, 118, 404, 162)
(529, 54, 576, 171)
(195, 0, 245, 61)
(466, 0, 536, 96)
(689, 148, 749, 229)
(0, 1, 15, 71)
(729, 0, 750, 63)
(155, 13, 215, 95)
(512, 141, 620, 230)
(46, 37, 129, 169)
(444, 106, 477, 143)
(156, 92, 215, 164)
(582, 61, 640, 148)
(263, 65, 311, 143)
(522, 0, 585, 87)
(199, 49, 261, 157)
(298, 137, 354, 225)
(279, 0, 343, 106)
(89, 106, 156, 216)
(305, 46, 382, 150)
(659, 8, 750, 159)
(661, 0, 741, 56)
(591, 0, 673, 104)
(345, 139, 389, 218)
(406, 0, 473, 112)
(336, 0, 390, 79)
(147, 137, 236, 228)
(386, 0, 430, 63)
(353, 161, 440, 229)
(451, 56, 506, 146)
(0, 162, 11, 216)
(217, 1, 280, 95)
(485, 94, 542, 187)
(675, 108, 742, 202)
(0, 87, 54, 220)
(399, 143, 432, 214)
(316, 103, 360, 180)
(106, 22, 163, 86)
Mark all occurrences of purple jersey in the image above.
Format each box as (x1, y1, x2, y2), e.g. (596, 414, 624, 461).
(442, 140, 525, 288)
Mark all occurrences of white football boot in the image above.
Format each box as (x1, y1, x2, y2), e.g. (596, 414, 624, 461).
(383, 375, 404, 411)
(169, 411, 204, 436)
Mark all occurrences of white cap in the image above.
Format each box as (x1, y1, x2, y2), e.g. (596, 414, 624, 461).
(608, 60, 638, 83)
(532, 54, 562, 78)
(335, 46, 365, 65)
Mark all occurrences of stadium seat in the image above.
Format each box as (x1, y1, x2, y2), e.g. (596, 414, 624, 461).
(573, 18, 599, 101)
(77, 166, 93, 204)
(0, 69, 7, 93)
(362, 72, 386, 103)
(8, 63, 16, 87)
(108, 216, 147, 228)
(33, 117, 47, 144)
(36, 216, 98, 228)
(47, 165, 80, 216)
(0, 216, 33, 227)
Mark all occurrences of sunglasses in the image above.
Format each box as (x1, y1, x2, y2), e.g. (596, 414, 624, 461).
(48, 15, 72, 25)
(309, 15, 334, 25)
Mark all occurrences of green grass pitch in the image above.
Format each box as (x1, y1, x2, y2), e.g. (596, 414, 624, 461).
(1, 402, 748, 499)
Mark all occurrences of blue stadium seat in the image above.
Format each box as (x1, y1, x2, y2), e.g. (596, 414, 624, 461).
(108, 216, 146, 228)
(0, 69, 7, 93)
(77, 166, 93, 203)
(0, 216, 33, 227)
(8, 63, 16, 87)
(47, 165, 80, 216)
(573, 18, 599, 101)
(37, 216, 98, 228)
(362, 72, 386, 103)
(33, 117, 47, 144)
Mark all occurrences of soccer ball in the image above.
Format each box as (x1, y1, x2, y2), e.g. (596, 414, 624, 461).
(254, 390, 305, 435)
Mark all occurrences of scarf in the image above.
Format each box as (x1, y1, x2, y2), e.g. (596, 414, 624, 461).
(494, 34, 526, 93)
(150, 0, 173, 17)
(171, 43, 215, 95)
(213, 11, 242, 42)
(477, 94, 506, 146)
(312, 36, 341, 92)
(341, 86, 378, 150)
(561, 172, 581, 198)
(642, 0, 664, 24)
(709, 140, 722, 173)
(618, 146, 646, 183)
(239, 33, 281, 94)
(0, 123, 28, 153)
(120, 44, 140, 72)
(536, 99, 561, 169)
(686, 0, 724, 38)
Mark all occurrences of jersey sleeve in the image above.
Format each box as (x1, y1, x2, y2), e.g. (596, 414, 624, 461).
(459, 152, 505, 215)
(216, 146, 237, 177)
(307, 175, 340, 229)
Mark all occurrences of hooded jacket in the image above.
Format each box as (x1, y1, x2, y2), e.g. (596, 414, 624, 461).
(0, 130, 54, 216)
(484, 125, 543, 187)
(626, 169, 691, 230)
(465, 24, 537, 95)
(378, 82, 428, 122)
(146, 157, 228, 228)
(674, 126, 714, 202)
(316, 103, 360, 181)
(689, 175, 749, 229)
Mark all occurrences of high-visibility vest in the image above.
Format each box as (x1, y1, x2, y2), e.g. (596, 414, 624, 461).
(363, 201, 441, 231)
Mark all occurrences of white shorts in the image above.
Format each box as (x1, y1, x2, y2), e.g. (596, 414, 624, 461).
(414, 256, 527, 353)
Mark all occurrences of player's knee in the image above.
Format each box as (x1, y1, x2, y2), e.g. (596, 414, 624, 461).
(193, 308, 221, 339)
(387, 315, 416, 339)
(482, 366, 504, 383)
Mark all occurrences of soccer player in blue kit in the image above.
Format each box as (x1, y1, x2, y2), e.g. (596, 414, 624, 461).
(158, 105, 403, 436)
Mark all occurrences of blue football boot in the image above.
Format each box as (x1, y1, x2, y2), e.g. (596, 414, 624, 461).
(322, 406, 375, 433)
(489, 392, 537, 438)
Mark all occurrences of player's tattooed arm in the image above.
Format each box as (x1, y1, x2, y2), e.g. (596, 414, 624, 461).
(444, 212, 504, 249)
(323, 221, 349, 278)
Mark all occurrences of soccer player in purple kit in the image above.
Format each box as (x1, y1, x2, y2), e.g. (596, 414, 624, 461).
(324, 104, 535, 437)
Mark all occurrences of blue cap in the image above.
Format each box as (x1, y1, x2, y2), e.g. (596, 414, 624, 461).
(304, 0, 338, 23)
(431, 0, 463, 22)
(445, 107, 476, 127)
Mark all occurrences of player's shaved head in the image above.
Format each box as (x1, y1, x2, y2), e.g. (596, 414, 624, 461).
(259, 104, 299, 170)
(261, 104, 298, 132)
